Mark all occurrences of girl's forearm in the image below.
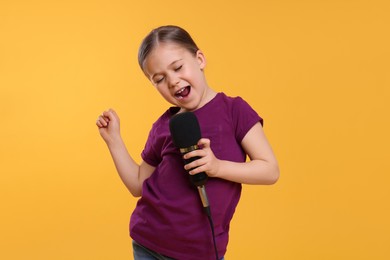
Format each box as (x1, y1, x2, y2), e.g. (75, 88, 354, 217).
(216, 159, 279, 185)
(106, 137, 143, 197)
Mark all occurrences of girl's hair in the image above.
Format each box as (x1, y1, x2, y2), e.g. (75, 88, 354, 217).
(138, 25, 199, 71)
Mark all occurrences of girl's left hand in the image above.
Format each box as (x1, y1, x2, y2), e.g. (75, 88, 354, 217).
(183, 138, 221, 178)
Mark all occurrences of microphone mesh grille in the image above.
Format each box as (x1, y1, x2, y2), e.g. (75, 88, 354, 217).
(169, 112, 201, 148)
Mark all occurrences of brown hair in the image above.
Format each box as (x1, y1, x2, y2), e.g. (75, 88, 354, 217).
(138, 25, 199, 71)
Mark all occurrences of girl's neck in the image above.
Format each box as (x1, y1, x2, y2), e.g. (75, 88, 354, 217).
(200, 87, 217, 106)
(179, 87, 217, 113)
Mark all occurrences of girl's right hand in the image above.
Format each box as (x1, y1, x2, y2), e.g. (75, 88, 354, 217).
(96, 108, 121, 145)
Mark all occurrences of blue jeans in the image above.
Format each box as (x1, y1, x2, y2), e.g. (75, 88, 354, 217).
(132, 240, 225, 260)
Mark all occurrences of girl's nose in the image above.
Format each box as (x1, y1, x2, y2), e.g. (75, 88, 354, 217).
(168, 76, 180, 88)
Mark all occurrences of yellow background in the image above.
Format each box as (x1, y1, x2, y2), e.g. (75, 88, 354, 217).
(1, 0, 389, 259)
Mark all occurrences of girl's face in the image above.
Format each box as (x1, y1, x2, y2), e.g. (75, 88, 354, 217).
(142, 43, 215, 112)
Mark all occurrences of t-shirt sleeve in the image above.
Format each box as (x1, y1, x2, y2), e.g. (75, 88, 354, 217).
(141, 124, 161, 167)
(232, 96, 263, 143)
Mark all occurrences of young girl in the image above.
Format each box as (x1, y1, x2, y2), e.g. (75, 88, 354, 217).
(96, 25, 279, 260)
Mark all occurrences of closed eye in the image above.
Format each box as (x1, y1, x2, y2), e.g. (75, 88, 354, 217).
(174, 65, 182, 71)
(154, 77, 164, 84)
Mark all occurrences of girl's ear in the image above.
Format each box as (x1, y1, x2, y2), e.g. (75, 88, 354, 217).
(196, 50, 206, 70)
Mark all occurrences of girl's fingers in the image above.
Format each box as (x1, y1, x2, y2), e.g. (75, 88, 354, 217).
(198, 138, 211, 148)
(184, 158, 203, 172)
(96, 119, 102, 127)
(103, 109, 117, 121)
(183, 149, 204, 160)
(102, 109, 120, 125)
(109, 108, 119, 118)
(96, 114, 109, 127)
(183, 139, 211, 160)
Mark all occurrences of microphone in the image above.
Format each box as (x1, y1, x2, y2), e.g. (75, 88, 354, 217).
(170, 112, 220, 260)
(169, 111, 210, 214)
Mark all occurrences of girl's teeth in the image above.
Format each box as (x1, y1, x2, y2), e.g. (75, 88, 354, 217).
(175, 86, 190, 98)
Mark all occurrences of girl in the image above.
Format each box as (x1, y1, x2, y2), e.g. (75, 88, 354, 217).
(96, 25, 279, 260)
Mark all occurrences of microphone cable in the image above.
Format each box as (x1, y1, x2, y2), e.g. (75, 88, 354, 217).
(207, 210, 219, 260)
(197, 185, 219, 260)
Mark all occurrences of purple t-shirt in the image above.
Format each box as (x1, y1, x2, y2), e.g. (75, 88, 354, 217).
(130, 92, 262, 259)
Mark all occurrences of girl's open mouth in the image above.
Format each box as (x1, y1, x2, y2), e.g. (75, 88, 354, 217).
(175, 86, 191, 99)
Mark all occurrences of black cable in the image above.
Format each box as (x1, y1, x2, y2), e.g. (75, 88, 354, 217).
(196, 185, 219, 260)
(204, 206, 219, 260)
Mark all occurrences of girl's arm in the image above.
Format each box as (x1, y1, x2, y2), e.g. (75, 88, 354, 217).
(184, 122, 279, 185)
(96, 109, 155, 197)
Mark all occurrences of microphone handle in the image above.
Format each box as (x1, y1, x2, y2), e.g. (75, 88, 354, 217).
(197, 185, 210, 208)
(183, 150, 212, 217)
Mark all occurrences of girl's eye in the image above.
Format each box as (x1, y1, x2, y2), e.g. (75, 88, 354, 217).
(174, 65, 182, 71)
(155, 77, 164, 84)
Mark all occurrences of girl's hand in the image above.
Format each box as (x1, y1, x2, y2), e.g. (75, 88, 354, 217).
(96, 109, 121, 145)
(183, 138, 221, 178)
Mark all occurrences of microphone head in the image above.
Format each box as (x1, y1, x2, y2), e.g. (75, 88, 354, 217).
(169, 112, 201, 148)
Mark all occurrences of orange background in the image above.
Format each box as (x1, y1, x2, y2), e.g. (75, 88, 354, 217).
(1, 0, 389, 259)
